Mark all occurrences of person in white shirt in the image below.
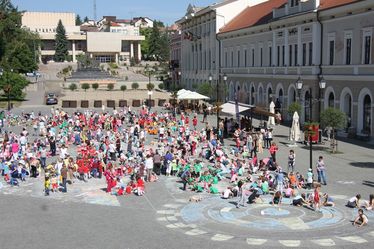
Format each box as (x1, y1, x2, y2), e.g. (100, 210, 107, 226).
(145, 154, 154, 182)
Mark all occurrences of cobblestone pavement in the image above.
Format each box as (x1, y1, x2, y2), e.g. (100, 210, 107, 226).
(1, 99, 373, 248)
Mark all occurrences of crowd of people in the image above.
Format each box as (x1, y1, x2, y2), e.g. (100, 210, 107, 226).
(0, 106, 371, 227)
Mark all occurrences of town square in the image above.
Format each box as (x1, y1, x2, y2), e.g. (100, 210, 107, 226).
(0, 0, 373, 249)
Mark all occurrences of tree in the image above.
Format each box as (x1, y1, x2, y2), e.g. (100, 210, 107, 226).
(287, 102, 302, 117)
(197, 83, 213, 98)
(131, 82, 139, 90)
(148, 23, 162, 60)
(69, 83, 77, 91)
(75, 14, 82, 25)
(120, 85, 127, 99)
(0, 1, 39, 73)
(158, 32, 170, 62)
(158, 83, 164, 90)
(107, 83, 114, 91)
(81, 83, 90, 91)
(140, 28, 152, 60)
(83, 16, 89, 22)
(146, 83, 155, 91)
(0, 71, 29, 99)
(320, 107, 346, 153)
(92, 83, 99, 91)
(54, 20, 68, 62)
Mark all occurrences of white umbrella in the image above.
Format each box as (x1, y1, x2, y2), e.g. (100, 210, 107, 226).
(290, 111, 301, 142)
(268, 101, 275, 126)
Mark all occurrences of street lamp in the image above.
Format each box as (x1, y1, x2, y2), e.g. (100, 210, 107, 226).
(296, 76, 327, 170)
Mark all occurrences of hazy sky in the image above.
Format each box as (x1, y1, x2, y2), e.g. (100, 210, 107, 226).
(12, 0, 219, 25)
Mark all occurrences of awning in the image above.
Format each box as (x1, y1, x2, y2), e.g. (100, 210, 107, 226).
(177, 90, 210, 100)
(220, 101, 254, 116)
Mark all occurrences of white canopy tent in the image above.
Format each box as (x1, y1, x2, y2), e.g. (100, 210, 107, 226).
(176, 90, 210, 100)
(220, 101, 254, 116)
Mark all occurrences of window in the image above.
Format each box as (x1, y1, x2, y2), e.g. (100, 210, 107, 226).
(260, 47, 263, 66)
(308, 42, 313, 65)
(345, 37, 352, 65)
(231, 51, 234, 67)
(289, 45, 293, 66)
(302, 43, 307, 66)
(329, 40, 335, 65)
(237, 50, 240, 67)
(277, 46, 280, 66)
(363, 32, 372, 64)
(225, 51, 228, 67)
(252, 48, 255, 67)
(269, 46, 272, 66)
(244, 49, 248, 67)
(282, 45, 285, 66)
(294, 44, 298, 66)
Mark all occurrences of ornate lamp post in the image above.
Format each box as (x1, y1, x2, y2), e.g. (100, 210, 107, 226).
(296, 76, 327, 170)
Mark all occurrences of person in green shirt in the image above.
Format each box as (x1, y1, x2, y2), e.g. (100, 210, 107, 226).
(209, 184, 219, 194)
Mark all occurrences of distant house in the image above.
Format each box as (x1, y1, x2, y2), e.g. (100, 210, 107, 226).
(132, 17, 154, 28)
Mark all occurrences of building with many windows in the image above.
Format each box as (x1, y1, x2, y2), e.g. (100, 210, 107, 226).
(21, 12, 144, 64)
(217, 0, 373, 138)
(176, 0, 268, 89)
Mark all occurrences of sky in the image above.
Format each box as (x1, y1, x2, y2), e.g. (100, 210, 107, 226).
(12, 0, 218, 25)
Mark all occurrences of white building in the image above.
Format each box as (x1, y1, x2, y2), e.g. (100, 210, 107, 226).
(218, 0, 374, 139)
(22, 12, 144, 64)
(176, 0, 269, 89)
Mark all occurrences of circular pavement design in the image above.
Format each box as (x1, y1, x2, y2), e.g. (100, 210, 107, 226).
(158, 179, 374, 247)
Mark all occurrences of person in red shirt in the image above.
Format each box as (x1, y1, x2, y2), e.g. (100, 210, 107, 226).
(125, 182, 133, 195)
(269, 142, 279, 162)
(192, 116, 198, 130)
(136, 176, 145, 196)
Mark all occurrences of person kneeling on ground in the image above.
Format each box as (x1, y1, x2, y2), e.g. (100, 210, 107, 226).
(292, 193, 309, 206)
(353, 209, 368, 227)
(347, 194, 361, 208)
(322, 193, 335, 207)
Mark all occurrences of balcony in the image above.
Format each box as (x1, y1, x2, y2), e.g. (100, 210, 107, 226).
(221, 65, 319, 75)
(322, 64, 374, 76)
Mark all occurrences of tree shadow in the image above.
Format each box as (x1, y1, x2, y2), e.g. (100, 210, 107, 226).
(349, 162, 374, 168)
(362, 180, 374, 187)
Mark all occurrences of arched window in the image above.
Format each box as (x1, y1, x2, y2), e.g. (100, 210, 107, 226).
(251, 86, 255, 105)
(363, 95, 371, 134)
(268, 87, 273, 103)
(328, 92, 335, 107)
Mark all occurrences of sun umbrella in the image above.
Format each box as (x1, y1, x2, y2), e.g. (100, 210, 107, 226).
(268, 101, 275, 126)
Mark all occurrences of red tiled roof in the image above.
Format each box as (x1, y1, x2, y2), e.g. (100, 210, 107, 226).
(219, 0, 287, 34)
(319, 0, 359, 10)
(219, 0, 360, 34)
(110, 21, 121, 27)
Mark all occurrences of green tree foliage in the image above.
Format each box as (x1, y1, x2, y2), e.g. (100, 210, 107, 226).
(54, 20, 68, 62)
(0, 1, 39, 73)
(75, 14, 82, 25)
(158, 83, 164, 90)
(120, 85, 127, 92)
(131, 82, 139, 90)
(146, 83, 155, 91)
(81, 83, 90, 91)
(140, 28, 152, 59)
(197, 83, 213, 98)
(143, 21, 170, 62)
(92, 83, 99, 91)
(0, 71, 28, 99)
(69, 83, 77, 91)
(320, 107, 346, 153)
(83, 16, 89, 22)
(107, 83, 114, 91)
(287, 102, 302, 116)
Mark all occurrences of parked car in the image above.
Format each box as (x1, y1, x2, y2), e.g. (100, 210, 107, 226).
(45, 93, 58, 105)
(25, 71, 41, 77)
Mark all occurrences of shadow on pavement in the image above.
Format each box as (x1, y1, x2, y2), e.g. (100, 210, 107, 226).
(362, 180, 374, 188)
(349, 162, 374, 168)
